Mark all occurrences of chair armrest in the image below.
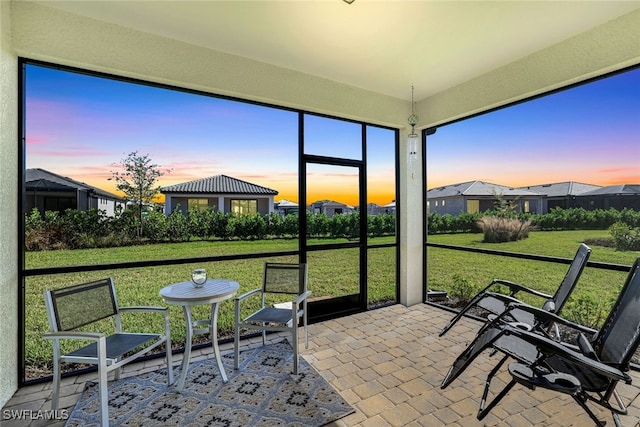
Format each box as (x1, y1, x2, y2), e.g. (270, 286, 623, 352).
(235, 288, 262, 302)
(503, 325, 631, 383)
(490, 279, 552, 300)
(43, 331, 105, 341)
(293, 291, 312, 305)
(500, 302, 597, 336)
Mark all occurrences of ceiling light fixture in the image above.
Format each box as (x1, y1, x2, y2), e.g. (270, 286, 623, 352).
(343, 0, 355, 4)
(408, 85, 419, 178)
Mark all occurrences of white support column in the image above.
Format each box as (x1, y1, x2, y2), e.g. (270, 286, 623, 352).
(398, 128, 424, 307)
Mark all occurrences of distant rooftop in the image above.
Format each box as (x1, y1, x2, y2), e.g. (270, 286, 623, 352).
(161, 175, 278, 195)
(518, 181, 602, 197)
(25, 168, 122, 200)
(427, 180, 542, 198)
(577, 184, 640, 196)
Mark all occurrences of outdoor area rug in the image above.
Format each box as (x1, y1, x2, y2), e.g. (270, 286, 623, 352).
(66, 340, 354, 426)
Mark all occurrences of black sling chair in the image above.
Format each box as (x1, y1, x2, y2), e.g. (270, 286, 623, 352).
(440, 243, 591, 337)
(441, 257, 640, 427)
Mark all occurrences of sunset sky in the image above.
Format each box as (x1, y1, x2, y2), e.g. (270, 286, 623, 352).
(426, 66, 640, 190)
(25, 64, 639, 207)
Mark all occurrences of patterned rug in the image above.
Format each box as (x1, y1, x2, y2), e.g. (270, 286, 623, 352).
(66, 340, 354, 426)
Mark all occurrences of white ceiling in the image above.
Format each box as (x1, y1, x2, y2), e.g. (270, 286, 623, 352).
(31, 1, 640, 101)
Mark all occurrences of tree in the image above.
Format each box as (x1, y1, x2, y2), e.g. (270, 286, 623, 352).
(111, 151, 169, 236)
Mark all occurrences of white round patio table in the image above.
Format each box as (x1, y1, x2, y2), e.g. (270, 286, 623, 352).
(160, 279, 239, 391)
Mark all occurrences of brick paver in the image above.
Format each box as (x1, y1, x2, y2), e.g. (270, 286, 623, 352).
(3, 304, 640, 426)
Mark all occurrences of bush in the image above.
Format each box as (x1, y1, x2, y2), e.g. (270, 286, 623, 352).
(477, 216, 532, 243)
(450, 274, 477, 304)
(563, 294, 612, 330)
(609, 222, 640, 251)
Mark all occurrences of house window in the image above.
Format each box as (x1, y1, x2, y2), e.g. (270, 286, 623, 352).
(231, 199, 257, 216)
(435, 201, 438, 207)
(188, 198, 209, 211)
(524, 200, 530, 213)
(467, 200, 480, 214)
(442, 200, 445, 206)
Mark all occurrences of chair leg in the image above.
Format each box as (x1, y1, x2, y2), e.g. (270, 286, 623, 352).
(303, 305, 309, 349)
(292, 325, 299, 374)
(477, 354, 510, 420)
(51, 358, 61, 410)
(234, 304, 240, 370)
(572, 392, 608, 427)
(165, 339, 174, 385)
(98, 364, 109, 426)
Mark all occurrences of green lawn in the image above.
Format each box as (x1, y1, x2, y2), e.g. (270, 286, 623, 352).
(427, 229, 638, 332)
(24, 230, 638, 378)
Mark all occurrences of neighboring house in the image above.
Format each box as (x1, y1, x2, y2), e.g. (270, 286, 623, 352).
(573, 184, 640, 211)
(366, 202, 395, 215)
(426, 180, 544, 215)
(382, 201, 396, 215)
(161, 175, 278, 216)
(274, 199, 299, 216)
(25, 168, 124, 216)
(308, 200, 353, 217)
(365, 203, 385, 216)
(518, 181, 602, 213)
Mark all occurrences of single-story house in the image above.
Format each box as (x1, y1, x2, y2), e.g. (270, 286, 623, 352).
(25, 168, 124, 216)
(427, 180, 544, 215)
(573, 184, 640, 211)
(308, 200, 354, 217)
(518, 181, 602, 213)
(161, 175, 278, 216)
(274, 199, 299, 216)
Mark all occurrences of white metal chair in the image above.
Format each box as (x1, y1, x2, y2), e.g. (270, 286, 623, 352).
(234, 263, 311, 374)
(43, 278, 173, 426)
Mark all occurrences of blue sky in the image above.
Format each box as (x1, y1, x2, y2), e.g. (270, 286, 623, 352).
(25, 64, 639, 205)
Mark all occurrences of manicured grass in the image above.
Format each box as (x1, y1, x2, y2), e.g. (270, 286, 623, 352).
(427, 230, 638, 331)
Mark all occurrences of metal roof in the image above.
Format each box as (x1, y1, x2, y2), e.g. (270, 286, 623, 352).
(518, 181, 602, 197)
(25, 168, 122, 200)
(427, 180, 542, 198)
(577, 184, 640, 196)
(161, 175, 278, 195)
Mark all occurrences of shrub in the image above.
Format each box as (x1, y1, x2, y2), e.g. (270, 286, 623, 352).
(563, 294, 612, 330)
(450, 274, 477, 304)
(477, 216, 532, 243)
(609, 222, 640, 251)
(165, 208, 190, 242)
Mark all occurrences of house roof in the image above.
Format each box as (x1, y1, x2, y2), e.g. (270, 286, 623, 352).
(427, 180, 542, 198)
(576, 184, 640, 196)
(25, 168, 122, 200)
(310, 199, 353, 209)
(275, 199, 299, 207)
(161, 175, 278, 195)
(518, 181, 602, 197)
